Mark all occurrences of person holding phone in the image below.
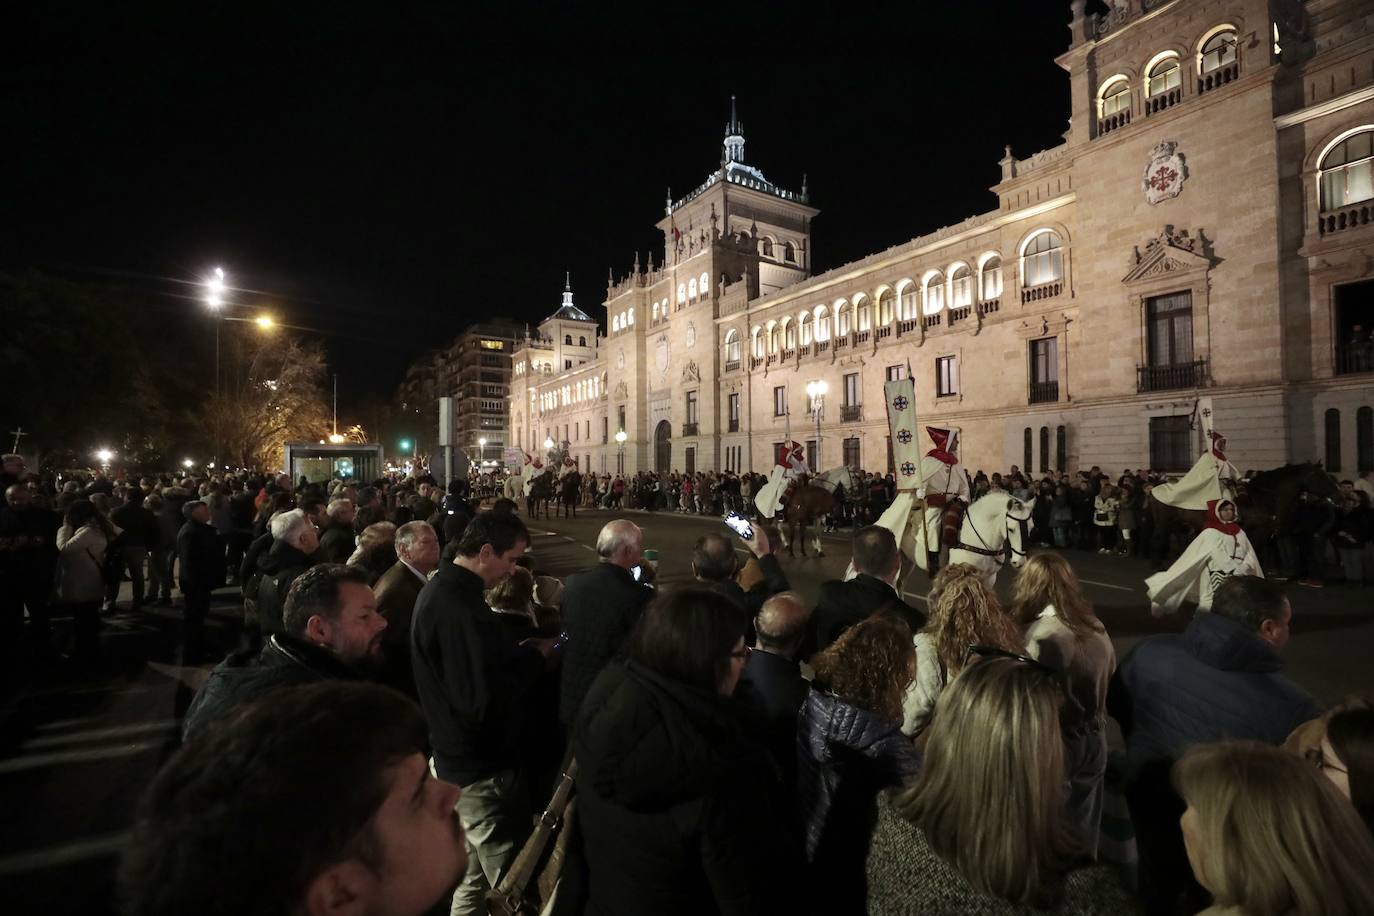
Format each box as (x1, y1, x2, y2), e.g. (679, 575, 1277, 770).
(692, 521, 790, 618)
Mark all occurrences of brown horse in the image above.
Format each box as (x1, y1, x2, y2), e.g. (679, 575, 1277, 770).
(1146, 462, 1340, 568)
(524, 470, 556, 519)
(778, 482, 835, 558)
(556, 471, 581, 518)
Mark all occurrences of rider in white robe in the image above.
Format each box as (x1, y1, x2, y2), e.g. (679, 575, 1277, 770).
(753, 441, 808, 518)
(1151, 431, 1240, 511)
(1146, 498, 1263, 616)
(915, 427, 970, 573)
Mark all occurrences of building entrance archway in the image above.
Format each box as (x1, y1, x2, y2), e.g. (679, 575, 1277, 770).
(654, 420, 671, 475)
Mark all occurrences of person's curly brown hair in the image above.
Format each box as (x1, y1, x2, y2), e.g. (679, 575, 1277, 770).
(810, 614, 915, 722)
(922, 563, 1022, 678)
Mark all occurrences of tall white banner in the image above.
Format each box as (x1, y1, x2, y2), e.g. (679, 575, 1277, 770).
(884, 376, 921, 492)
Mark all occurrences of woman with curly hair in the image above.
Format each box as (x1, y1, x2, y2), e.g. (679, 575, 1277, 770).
(902, 563, 1022, 736)
(345, 521, 396, 586)
(1011, 552, 1116, 855)
(796, 614, 922, 913)
(1176, 741, 1374, 915)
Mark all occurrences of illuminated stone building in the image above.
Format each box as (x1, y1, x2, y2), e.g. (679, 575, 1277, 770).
(512, 0, 1374, 478)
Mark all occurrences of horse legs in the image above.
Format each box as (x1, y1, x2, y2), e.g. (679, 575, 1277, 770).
(812, 518, 825, 557)
(779, 523, 793, 557)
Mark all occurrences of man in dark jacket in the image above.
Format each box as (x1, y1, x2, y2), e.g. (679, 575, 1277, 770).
(317, 498, 356, 564)
(110, 487, 158, 611)
(176, 500, 224, 664)
(182, 563, 386, 739)
(0, 483, 59, 672)
(411, 512, 557, 916)
(734, 592, 811, 788)
(373, 520, 439, 696)
(255, 509, 320, 639)
(691, 528, 789, 617)
(155, 484, 192, 605)
(1108, 575, 1322, 915)
(559, 518, 655, 726)
(811, 525, 926, 653)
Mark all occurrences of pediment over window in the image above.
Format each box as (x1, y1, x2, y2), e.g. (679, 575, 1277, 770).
(1122, 227, 1214, 285)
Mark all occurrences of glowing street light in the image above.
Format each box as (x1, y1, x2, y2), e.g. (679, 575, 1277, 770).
(543, 437, 555, 450)
(614, 429, 627, 475)
(254, 314, 274, 329)
(805, 379, 828, 468)
(327, 434, 346, 444)
(95, 448, 114, 467)
(182, 458, 194, 469)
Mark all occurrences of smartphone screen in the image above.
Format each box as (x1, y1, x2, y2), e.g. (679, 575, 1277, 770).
(724, 513, 754, 540)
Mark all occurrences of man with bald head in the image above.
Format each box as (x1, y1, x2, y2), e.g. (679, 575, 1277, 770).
(692, 526, 788, 617)
(735, 592, 812, 787)
(559, 518, 655, 725)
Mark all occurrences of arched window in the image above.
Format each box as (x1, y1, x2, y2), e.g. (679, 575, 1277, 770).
(752, 327, 765, 359)
(579, 336, 587, 346)
(688, 277, 698, 300)
(610, 317, 618, 333)
(799, 312, 813, 346)
(950, 265, 972, 308)
(761, 237, 774, 258)
(677, 283, 687, 305)
(980, 255, 1003, 300)
(1325, 408, 1343, 472)
(1022, 231, 1064, 287)
(857, 298, 871, 331)
(784, 241, 796, 263)
(1147, 56, 1181, 96)
(837, 301, 852, 336)
(814, 306, 830, 341)
(1199, 29, 1237, 74)
(1039, 426, 1050, 472)
(699, 272, 710, 298)
(1358, 406, 1373, 472)
(652, 301, 659, 321)
(1100, 77, 1131, 117)
(626, 308, 634, 326)
(783, 318, 796, 349)
(880, 288, 897, 324)
(923, 274, 945, 315)
(565, 334, 573, 345)
(1023, 428, 1033, 473)
(1320, 130, 1374, 211)
(724, 329, 740, 365)
(1056, 426, 1067, 472)
(767, 322, 780, 353)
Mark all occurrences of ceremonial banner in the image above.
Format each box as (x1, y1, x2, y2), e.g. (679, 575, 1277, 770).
(884, 376, 921, 492)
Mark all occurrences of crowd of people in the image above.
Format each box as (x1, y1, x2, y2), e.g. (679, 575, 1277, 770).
(4, 448, 1374, 915)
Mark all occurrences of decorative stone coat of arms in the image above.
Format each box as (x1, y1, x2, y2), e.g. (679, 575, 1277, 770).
(654, 335, 669, 377)
(614, 380, 628, 399)
(1142, 140, 1187, 205)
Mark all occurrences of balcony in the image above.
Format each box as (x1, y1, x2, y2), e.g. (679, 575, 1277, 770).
(841, 404, 862, 422)
(728, 419, 740, 433)
(781, 348, 795, 361)
(1145, 87, 1182, 116)
(1098, 109, 1131, 135)
(918, 315, 939, 331)
(1021, 280, 1063, 304)
(947, 305, 971, 325)
(1029, 380, 1059, 404)
(1336, 342, 1374, 375)
(1319, 202, 1374, 236)
(977, 298, 1000, 317)
(725, 359, 741, 372)
(900, 318, 921, 333)
(834, 336, 849, 350)
(876, 326, 892, 339)
(682, 422, 699, 437)
(855, 330, 871, 344)
(1197, 61, 1239, 96)
(1137, 358, 1208, 392)
(751, 356, 765, 369)
(815, 340, 829, 353)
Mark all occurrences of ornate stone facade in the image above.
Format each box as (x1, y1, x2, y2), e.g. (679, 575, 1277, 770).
(511, 0, 1374, 478)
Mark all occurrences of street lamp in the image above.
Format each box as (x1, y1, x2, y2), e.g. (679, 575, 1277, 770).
(478, 437, 487, 467)
(615, 429, 627, 475)
(205, 267, 227, 469)
(182, 458, 194, 469)
(805, 379, 828, 469)
(95, 448, 114, 469)
(254, 314, 274, 330)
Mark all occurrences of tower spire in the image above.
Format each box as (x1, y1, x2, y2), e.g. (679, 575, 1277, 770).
(723, 95, 745, 164)
(562, 272, 575, 309)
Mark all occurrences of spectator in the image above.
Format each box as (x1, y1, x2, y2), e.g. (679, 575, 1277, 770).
(1093, 482, 1120, 555)
(109, 487, 158, 612)
(1333, 493, 1371, 584)
(176, 500, 225, 664)
(346, 520, 397, 586)
(691, 527, 789, 617)
(903, 564, 1021, 736)
(1116, 479, 1141, 557)
(1049, 484, 1073, 548)
(1011, 553, 1116, 855)
(182, 563, 385, 739)
(812, 525, 926, 654)
(559, 519, 654, 726)
(867, 656, 1135, 914)
(572, 587, 799, 916)
(734, 591, 812, 788)
(372, 520, 438, 696)
(255, 509, 320, 639)
(56, 499, 115, 667)
(1174, 742, 1374, 915)
(1070, 479, 1094, 549)
(1109, 575, 1323, 914)
(798, 614, 922, 913)
(121, 682, 466, 916)
(317, 498, 357, 564)
(486, 565, 539, 640)
(410, 511, 557, 916)
(0, 483, 58, 668)
(1307, 702, 1374, 836)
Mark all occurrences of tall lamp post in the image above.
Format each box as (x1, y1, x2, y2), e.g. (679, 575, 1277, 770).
(805, 379, 828, 469)
(205, 267, 226, 466)
(615, 429, 627, 475)
(478, 437, 487, 469)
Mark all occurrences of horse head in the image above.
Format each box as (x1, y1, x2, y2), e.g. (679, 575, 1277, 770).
(1005, 497, 1035, 568)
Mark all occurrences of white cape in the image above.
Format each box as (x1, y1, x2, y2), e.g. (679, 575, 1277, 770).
(1145, 526, 1263, 615)
(1151, 452, 1240, 511)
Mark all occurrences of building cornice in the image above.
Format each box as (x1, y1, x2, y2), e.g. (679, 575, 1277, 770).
(1274, 85, 1374, 130)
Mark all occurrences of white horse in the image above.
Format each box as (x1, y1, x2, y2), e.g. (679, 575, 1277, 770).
(913, 494, 1035, 590)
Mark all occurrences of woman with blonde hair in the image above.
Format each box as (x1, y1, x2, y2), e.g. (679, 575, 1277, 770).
(1175, 741, 1374, 915)
(869, 655, 1135, 914)
(1011, 552, 1116, 855)
(901, 563, 1022, 736)
(345, 521, 396, 586)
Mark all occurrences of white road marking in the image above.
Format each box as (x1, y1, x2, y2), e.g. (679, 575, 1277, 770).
(1078, 578, 1136, 592)
(580, 544, 595, 551)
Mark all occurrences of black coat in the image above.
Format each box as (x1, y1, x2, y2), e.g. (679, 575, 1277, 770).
(410, 563, 546, 784)
(111, 503, 158, 550)
(181, 635, 360, 740)
(255, 539, 317, 636)
(558, 561, 654, 725)
(733, 649, 809, 788)
(176, 520, 224, 593)
(572, 660, 800, 916)
(704, 553, 789, 618)
(810, 574, 925, 655)
(318, 521, 355, 564)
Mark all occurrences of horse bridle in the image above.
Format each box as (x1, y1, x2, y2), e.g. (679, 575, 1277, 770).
(958, 498, 1032, 565)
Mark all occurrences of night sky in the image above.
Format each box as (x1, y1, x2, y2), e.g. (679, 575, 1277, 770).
(6, 1, 1077, 405)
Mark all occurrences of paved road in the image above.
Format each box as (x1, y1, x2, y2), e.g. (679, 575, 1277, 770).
(2, 506, 1370, 914)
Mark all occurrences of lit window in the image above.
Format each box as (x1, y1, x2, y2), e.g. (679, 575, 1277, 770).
(882, 289, 898, 324)
(752, 328, 765, 358)
(1100, 78, 1131, 117)
(950, 265, 972, 308)
(612, 316, 620, 333)
(783, 319, 796, 349)
(688, 277, 698, 300)
(677, 283, 687, 304)
(799, 313, 813, 346)
(815, 307, 830, 342)
(1147, 57, 1181, 96)
(857, 300, 871, 331)
(1200, 30, 1237, 74)
(699, 272, 710, 297)
(981, 256, 1003, 300)
(784, 241, 796, 263)
(725, 329, 740, 364)
(626, 308, 634, 326)
(1320, 130, 1374, 210)
(837, 303, 851, 336)
(762, 238, 774, 257)
(923, 274, 945, 315)
(1022, 231, 1064, 287)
